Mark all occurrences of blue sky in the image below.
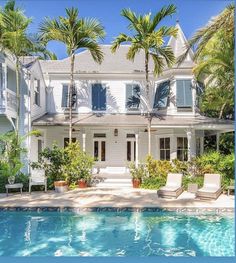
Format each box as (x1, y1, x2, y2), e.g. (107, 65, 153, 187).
(0, 0, 233, 59)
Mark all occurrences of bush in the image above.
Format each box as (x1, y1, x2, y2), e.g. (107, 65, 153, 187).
(63, 142, 94, 184)
(129, 162, 147, 180)
(31, 143, 66, 184)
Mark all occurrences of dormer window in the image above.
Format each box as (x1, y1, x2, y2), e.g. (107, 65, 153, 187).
(176, 79, 193, 108)
(92, 83, 106, 111)
(126, 84, 140, 110)
(153, 81, 170, 109)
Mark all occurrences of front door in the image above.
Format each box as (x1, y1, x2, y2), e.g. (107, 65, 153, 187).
(127, 140, 136, 162)
(94, 140, 106, 162)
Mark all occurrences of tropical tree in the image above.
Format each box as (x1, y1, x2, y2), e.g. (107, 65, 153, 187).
(39, 7, 105, 142)
(111, 5, 177, 155)
(177, 4, 234, 63)
(0, 0, 54, 139)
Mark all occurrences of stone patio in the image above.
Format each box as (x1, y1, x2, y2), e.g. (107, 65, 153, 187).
(0, 187, 234, 209)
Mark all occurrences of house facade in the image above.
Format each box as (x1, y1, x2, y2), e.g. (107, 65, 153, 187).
(0, 23, 234, 174)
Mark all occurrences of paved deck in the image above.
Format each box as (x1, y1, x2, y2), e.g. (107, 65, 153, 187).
(0, 188, 234, 209)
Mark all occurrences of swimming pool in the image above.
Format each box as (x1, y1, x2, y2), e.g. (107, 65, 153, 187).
(0, 210, 234, 256)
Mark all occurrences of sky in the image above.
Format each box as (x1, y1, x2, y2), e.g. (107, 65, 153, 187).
(0, 0, 233, 59)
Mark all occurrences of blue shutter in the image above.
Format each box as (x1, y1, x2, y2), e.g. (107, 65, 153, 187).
(92, 84, 106, 111)
(153, 81, 170, 108)
(61, 84, 69, 107)
(184, 80, 193, 107)
(176, 80, 192, 107)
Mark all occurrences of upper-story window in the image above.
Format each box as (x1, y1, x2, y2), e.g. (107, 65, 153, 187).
(126, 84, 140, 110)
(34, 79, 40, 106)
(153, 81, 170, 109)
(176, 79, 193, 108)
(92, 83, 106, 111)
(61, 84, 77, 109)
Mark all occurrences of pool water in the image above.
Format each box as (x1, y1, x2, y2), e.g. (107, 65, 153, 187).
(0, 211, 234, 256)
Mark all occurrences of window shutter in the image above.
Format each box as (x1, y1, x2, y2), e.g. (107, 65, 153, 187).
(92, 83, 106, 111)
(61, 84, 69, 107)
(126, 84, 133, 109)
(154, 81, 170, 108)
(176, 80, 192, 107)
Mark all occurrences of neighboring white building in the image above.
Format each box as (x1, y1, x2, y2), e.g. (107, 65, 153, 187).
(0, 23, 234, 173)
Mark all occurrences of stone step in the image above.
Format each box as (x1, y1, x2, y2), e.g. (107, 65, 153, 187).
(96, 178, 132, 188)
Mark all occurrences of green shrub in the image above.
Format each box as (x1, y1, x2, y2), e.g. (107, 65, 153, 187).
(31, 143, 66, 184)
(129, 162, 147, 180)
(141, 176, 166, 189)
(146, 155, 174, 177)
(63, 142, 94, 184)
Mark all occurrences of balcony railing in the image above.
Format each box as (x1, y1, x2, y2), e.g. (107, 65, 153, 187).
(0, 88, 17, 112)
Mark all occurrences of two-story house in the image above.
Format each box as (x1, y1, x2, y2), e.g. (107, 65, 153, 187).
(29, 23, 233, 173)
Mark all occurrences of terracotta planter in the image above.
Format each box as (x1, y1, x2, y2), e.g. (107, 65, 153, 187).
(78, 180, 87, 188)
(54, 181, 68, 193)
(132, 178, 141, 188)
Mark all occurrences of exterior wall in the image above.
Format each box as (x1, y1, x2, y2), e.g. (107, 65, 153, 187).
(30, 61, 47, 120)
(0, 116, 13, 133)
(45, 70, 197, 116)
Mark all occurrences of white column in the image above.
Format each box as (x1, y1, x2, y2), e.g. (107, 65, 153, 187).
(135, 134, 139, 167)
(186, 129, 196, 161)
(216, 132, 220, 152)
(82, 133, 86, 152)
(192, 80, 197, 115)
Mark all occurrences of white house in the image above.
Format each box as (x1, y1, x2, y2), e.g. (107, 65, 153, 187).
(0, 23, 234, 174)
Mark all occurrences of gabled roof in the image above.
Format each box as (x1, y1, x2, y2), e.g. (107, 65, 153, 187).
(167, 22, 195, 68)
(20, 56, 39, 69)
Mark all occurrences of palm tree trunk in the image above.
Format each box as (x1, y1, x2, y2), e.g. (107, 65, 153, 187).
(145, 52, 152, 155)
(219, 102, 227, 119)
(69, 53, 75, 143)
(15, 59, 20, 141)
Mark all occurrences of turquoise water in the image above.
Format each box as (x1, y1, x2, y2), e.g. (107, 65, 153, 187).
(0, 211, 234, 256)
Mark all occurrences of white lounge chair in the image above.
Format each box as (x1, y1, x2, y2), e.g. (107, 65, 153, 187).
(29, 169, 47, 193)
(196, 173, 222, 200)
(157, 173, 184, 198)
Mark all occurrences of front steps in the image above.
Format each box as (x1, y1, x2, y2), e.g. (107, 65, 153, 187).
(95, 173, 132, 189)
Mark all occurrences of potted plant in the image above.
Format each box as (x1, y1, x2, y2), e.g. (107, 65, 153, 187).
(31, 143, 68, 193)
(63, 142, 94, 189)
(129, 162, 146, 188)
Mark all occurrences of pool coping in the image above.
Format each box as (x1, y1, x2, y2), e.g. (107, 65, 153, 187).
(0, 206, 234, 214)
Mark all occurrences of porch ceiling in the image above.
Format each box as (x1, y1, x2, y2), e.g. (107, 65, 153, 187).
(32, 113, 234, 131)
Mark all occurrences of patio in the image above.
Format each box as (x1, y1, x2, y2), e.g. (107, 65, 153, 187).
(0, 188, 234, 210)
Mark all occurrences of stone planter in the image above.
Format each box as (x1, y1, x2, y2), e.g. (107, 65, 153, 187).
(78, 179, 88, 188)
(132, 178, 141, 188)
(54, 181, 68, 193)
(8, 176, 15, 185)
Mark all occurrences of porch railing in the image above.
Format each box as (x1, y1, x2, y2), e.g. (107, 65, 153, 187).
(6, 89, 17, 112)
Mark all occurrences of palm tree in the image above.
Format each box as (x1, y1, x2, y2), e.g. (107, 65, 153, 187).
(178, 4, 234, 63)
(0, 0, 33, 137)
(111, 5, 177, 155)
(194, 31, 234, 119)
(39, 7, 105, 143)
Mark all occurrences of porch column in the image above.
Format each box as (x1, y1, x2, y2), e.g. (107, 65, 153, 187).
(200, 137, 204, 155)
(82, 133, 86, 152)
(216, 132, 220, 152)
(192, 80, 197, 116)
(186, 129, 196, 161)
(135, 133, 139, 167)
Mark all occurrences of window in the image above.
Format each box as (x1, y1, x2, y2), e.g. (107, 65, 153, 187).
(94, 133, 106, 138)
(160, 138, 170, 160)
(94, 140, 106, 161)
(64, 137, 77, 148)
(126, 84, 140, 110)
(37, 139, 43, 160)
(153, 81, 170, 109)
(34, 79, 40, 106)
(61, 84, 77, 108)
(176, 79, 193, 108)
(127, 140, 136, 161)
(92, 83, 106, 111)
(177, 137, 188, 161)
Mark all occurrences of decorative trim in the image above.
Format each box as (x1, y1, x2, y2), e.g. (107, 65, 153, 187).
(0, 206, 234, 214)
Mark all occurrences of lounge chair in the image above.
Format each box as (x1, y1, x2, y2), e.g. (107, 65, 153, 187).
(196, 173, 222, 200)
(29, 168, 47, 193)
(157, 173, 184, 198)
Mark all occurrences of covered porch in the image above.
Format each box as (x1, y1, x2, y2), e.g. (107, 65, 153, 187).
(31, 113, 234, 173)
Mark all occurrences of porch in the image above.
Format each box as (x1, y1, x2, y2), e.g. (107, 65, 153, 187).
(31, 113, 234, 172)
